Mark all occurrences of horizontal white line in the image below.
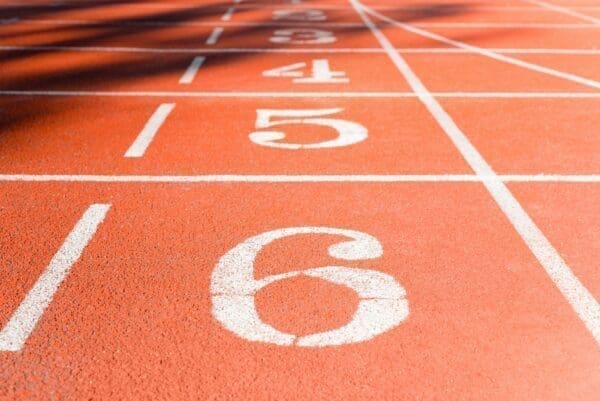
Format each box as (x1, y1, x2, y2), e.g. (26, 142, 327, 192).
(13, 18, 600, 29)
(0, 17, 19, 24)
(2, 2, 600, 12)
(2, 45, 600, 55)
(0, 174, 598, 183)
(1, 90, 600, 99)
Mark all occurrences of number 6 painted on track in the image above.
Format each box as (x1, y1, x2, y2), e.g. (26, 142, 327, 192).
(210, 227, 409, 347)
(249, 108, 368, 149)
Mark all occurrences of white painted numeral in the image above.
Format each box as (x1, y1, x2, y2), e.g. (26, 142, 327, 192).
(210, 227, 409, 347)
(273, 9, 327, 21)
(249, 108, 367, 149)
(270, 29, 336, 45)
(263, 59, 349, 84)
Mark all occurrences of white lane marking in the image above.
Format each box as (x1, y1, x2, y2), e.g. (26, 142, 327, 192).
(0, 204, 110, 352)
(0, 174, 599, 183)
(2, 90, 600, 98)
(0, 17, 19, 25)
(12, 18, 600, 29)
(350, 0, 600, 344)
(526, 0, 600, 25)
(206, 27, 224, 45)
(3, 2, 600, 12)
(363, 6, 600, 91)
(124, 103, 175, 158)
(2, 45, 600, 55)
(221, 7, 236, 21)
(179, 56, 206, 84)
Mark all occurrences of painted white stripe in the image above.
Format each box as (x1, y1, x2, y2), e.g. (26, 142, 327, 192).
(12, 18, 600, 29)
(124, 103, 175, 158)
(350, 0, 600, 344)
(2, 90, 600, 99)
(179, 56, 206, 84)
(526, 0, 600, 25)
(2, 2, 600, 12)
(221, 7, 236, 21)
(0, 204, 110, 352)
(2, 45, 600, 55)
(0, 17, 19, 25)
(206, 27, 224, 45)
(0, 174, 598, 183)
(363, 6, 600, 91)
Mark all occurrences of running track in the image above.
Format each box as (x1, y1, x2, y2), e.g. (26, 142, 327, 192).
(0, 0, 599, 399)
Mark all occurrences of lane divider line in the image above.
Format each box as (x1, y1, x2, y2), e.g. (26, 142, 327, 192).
(206, 27, 225, 45)
(2, 45, 600, 55)
(10, 18, 600, 29)
(124, 103, 175, 158)
(0, 17, 19, 25)
(2, 90, 600, 98)
(0, 204, 111, 352)
(350, 0, 600, 345)
(526, 0, 600, 25)
(362, 5, 600, 91)
(179, 56, 206, 85)
(0, 174, 598, 183)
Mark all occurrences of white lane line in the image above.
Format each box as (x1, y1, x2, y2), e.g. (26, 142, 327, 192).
(12, 18, 600, 29)
(206, 27, 224, 46)
(363, 6, 600, 91)
(350, 0, 600, 345)
(0, 17, 19, 25)
(221, 7, 236, 21)
(179, 56, 206, 84)
(124, 103, 175, 158)
(2, 45, 600, 55)
(2, 90, 600, 98)
(0, 174, 598, 183)
(525, 0, 600, 25)
(0, 204, 110, 352)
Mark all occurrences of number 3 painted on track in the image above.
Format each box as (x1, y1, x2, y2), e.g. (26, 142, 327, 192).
(210, 227, 409, 347)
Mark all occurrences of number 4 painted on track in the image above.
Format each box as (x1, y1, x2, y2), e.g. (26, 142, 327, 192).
(263, 59, 349, 84)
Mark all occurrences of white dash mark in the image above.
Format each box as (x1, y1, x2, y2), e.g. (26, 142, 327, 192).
(179, 56, 206, 84)
(221, 7, 236, 21)
(0, 204, 111, 352)
(206, 27, 224, 45)
(125, 103, 175, 158)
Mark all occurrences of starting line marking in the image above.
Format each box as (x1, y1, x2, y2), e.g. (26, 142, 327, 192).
(124, 103, 175, 158)
(2, 45, 600, 55)
(351, 0, 600, 345)
(0, 174, 598, 183)
(0, 204, 110, 352)
(1, 90, 600, 99)
(179, 56, 206, 85)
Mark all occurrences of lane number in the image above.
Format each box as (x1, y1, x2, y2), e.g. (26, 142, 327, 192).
(263, 59, 349, 84)
(273, 9, 327, 21)
(270, 29, 336, 45)
(249, 108, 368, 149)
(210, 227, 409, 347)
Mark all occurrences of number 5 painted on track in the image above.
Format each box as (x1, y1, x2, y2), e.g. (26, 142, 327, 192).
(210, 227, 409, 347)
(249, 108, 368, 149)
